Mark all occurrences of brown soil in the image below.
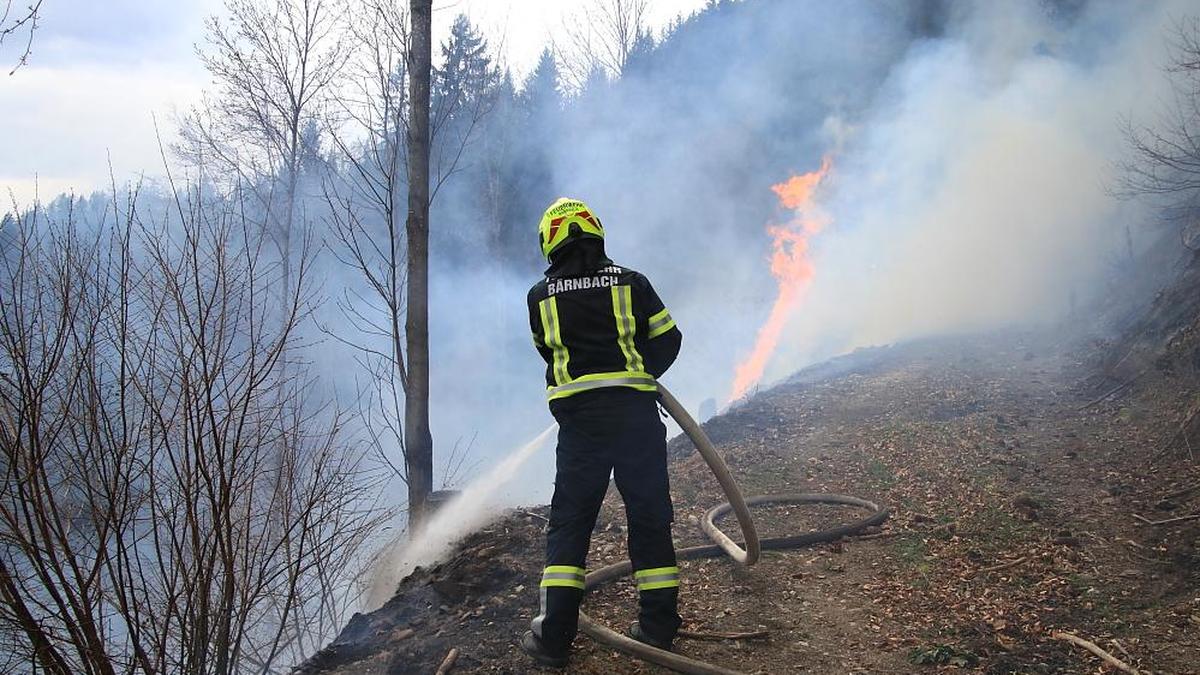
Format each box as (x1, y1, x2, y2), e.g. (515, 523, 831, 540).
(300, 329, 1200, 675)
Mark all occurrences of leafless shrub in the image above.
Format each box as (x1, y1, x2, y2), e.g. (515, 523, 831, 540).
(0, 184, 385, 674)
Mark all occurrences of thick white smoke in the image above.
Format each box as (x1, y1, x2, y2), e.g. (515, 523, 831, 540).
(414, 0, 1190, 505)
(758, 0, 1183, 384)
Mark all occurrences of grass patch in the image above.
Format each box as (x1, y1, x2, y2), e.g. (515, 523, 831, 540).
(961, 506, 1030, 553)
(908, 644, 979, 667)
(894, 536, 928, 565)
(672, 476, 702, 505)
(892, 534, 933, 586)
(737, 462, 794, 493)
(1067, 573, 1123, 621)
(865, 457, 896, 486)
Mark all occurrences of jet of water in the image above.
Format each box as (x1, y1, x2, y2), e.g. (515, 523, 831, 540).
(364, 422, 558, 610)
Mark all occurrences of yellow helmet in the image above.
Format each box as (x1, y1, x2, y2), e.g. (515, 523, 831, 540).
(538, 197, 604, 261)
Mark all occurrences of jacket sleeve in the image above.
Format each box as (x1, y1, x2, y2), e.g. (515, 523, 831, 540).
(528, 286, 552, 366)
(635, 274, 682, 378)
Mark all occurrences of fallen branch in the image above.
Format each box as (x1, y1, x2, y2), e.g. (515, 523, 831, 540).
(1132, 511, 1200, 526)
(434, 647, 459, 675)
(1175, 405, 1200, 458)
(1091, 333, 1156, 401)
(677, 629, 769, 641)
(1121, 540, 1173, 565)
(974, 556, 1028, 576)
(1162, 482, 1200, 501)
(1111, 638, 1134, 663)
(518, 510, 550, 523)
(1080, 381, 1132, 408)
(1052, 631, 1141, 674)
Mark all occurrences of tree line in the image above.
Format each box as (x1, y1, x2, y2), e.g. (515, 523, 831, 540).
(0, 0, 719, 672)
(19, 1, 1200, 671)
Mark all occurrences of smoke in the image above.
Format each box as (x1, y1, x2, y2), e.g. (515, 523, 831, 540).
(475, 0, 929, 440)
(363, 423, 557, 610)
(766, 0, 1181, 380)
(396, 0, 1190, 504)
(12, 0, 1193, 615)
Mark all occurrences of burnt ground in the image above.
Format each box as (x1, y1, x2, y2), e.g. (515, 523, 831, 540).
(300, 323, 1200, 674)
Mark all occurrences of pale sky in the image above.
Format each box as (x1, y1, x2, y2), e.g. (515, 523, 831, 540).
(0, 0, 707, 208)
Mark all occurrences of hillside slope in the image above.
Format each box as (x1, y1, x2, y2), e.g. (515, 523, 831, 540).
(301, 324, 1200, 674)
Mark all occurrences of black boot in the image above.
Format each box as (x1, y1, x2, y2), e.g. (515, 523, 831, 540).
(521, 631, 568, 668)
(628, 622, 673, 652)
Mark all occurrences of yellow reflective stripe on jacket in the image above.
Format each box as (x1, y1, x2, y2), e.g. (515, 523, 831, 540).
(647, 307, 676, 339)
(546, 370, 657, 401)
(611, 285, 644, 373)
(541, 565, 586, 589)
(634, 565, 680, 591)
(538, 297, 569, 385)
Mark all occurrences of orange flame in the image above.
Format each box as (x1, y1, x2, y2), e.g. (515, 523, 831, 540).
(729, 156, 833, 402)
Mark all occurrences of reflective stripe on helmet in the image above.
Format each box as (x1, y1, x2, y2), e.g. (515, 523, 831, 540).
(539, 197, 605, 260)
(611, 285, 644, 373)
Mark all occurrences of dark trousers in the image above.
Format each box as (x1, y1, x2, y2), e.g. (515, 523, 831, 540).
(531, 389, 682, 653)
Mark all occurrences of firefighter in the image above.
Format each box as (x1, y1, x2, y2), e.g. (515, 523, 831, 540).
(521, 198, 683, 668)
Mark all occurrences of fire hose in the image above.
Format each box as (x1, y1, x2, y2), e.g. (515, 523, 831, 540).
(575, 385, 890, 675)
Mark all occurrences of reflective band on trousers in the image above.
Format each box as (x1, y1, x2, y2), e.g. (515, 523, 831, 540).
(546, 375, 657, 400)
(532, 565, 586, 639)
(634, 565, 680, 591)
(540, 565, 586, 590)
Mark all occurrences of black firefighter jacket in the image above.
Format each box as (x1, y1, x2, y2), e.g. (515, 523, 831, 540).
(527, 241, 682, 409)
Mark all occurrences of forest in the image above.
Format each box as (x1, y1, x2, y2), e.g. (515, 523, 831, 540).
(4, 0, 1200, 672)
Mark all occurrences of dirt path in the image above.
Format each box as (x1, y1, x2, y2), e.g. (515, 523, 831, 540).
(304, 331, 1200, 674)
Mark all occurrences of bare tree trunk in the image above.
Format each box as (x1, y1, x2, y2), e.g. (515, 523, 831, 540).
(404, 0, 434, 534)
(280, 151, 299, 368)
(326, 1, 493, 524)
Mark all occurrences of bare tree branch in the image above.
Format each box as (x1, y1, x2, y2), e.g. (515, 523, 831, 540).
(1, 0, 43, 75)
(555, 0, 648, 92)
(1118, 16, 1200, 247)
(0, 183, 387, 673)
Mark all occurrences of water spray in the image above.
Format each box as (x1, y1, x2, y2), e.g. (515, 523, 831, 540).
(364, 423, 558, 610)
